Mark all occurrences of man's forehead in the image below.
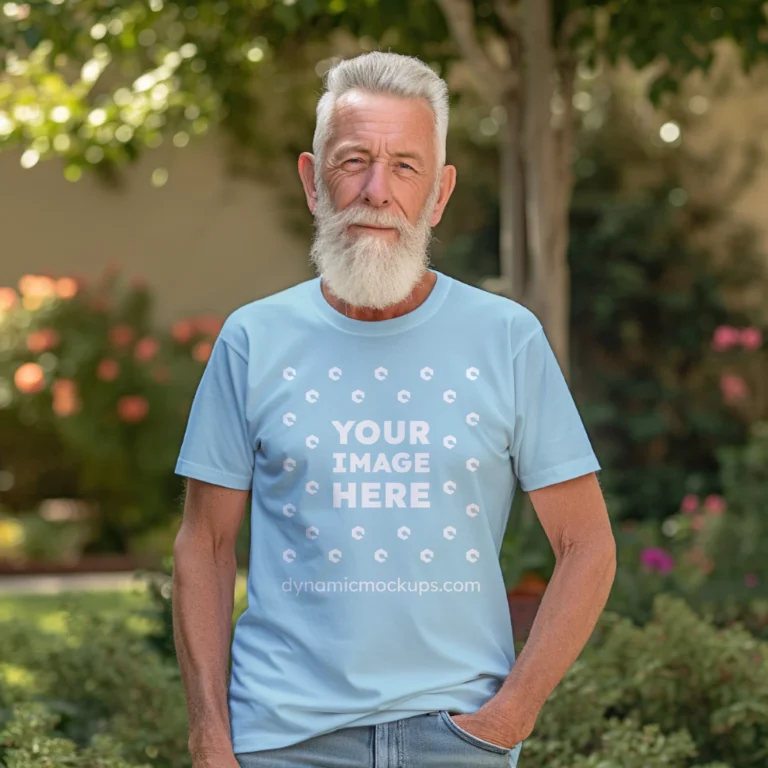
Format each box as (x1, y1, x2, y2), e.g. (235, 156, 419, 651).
(327, 92, 434, 162)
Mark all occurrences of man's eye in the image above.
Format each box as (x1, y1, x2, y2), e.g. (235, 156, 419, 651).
(346, 158, 363, 165)
(399, 162, 414, 171)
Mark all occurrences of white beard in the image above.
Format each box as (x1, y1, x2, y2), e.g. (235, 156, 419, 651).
(309, 174, 442, 310)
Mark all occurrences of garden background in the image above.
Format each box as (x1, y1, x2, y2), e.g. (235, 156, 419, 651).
(1, 1, 768, 766)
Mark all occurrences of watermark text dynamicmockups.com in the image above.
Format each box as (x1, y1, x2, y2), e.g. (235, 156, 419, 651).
(282, 578, 481, 596)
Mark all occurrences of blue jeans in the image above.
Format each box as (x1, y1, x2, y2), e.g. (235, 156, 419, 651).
(235, 710, 522, 767)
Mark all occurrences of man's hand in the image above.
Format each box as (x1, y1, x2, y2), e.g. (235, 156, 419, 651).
(448, 705, 535, 751)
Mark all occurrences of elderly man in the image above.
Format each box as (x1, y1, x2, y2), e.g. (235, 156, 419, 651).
(173, 51, 615, 768)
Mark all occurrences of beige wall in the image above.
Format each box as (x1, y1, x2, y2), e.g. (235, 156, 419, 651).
(0, 129, 313, 325)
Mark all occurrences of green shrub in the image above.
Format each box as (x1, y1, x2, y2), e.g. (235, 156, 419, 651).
(2, 591, 765, 767)
(0, 609, 190, 768)
(0, 265, 222, 554)
(523, 594, 768, 767)
(0, 701, 151, 767)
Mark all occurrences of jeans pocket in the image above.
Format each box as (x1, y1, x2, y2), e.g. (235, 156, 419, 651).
(438, 710, 511, 755)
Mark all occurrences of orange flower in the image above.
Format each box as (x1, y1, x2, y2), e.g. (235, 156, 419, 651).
(18, 274, 56, 298)
(52, 378, 80, 416)
(14, 362, 45, 393)
(26, 328, 60, 354)
(0, 287, 18, 311)
(109, 323, 135, 348)
(171, 319, 195, 344)
(117, 394, 149, 423)
(97, 358, 120, 382)
(193, 340, 212, 363)
(55, 277, 79, 300)
(134, 336, 159, 362)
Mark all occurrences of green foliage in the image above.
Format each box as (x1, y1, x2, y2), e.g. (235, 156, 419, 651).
(604, 426, 768, 632)
(699, 422, 768, 591)
(0, 701, 151, 768)
(522, 594, 768, 767)
(3, 0, 767, 180)
(595, 1, 768, 104)
(1, 587, 766, 767)
(567, 93, 767, 523)
(607, 516, 768, 635)
(0, 608, 189, 768)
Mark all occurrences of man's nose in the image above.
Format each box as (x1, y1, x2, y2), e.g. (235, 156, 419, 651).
(360, 161, 391, 207)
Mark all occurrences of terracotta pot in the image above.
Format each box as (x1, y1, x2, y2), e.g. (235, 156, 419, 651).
(507, 574, 548, 641)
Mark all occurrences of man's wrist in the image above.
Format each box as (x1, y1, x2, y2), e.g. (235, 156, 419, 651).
(189, 733, 234, 759)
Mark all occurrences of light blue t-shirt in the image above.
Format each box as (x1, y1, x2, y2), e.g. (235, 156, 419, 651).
(174, 269, 601, 763)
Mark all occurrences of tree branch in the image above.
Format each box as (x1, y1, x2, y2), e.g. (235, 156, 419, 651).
(435, 0, 517, 104)
(494, 0, 522, 43)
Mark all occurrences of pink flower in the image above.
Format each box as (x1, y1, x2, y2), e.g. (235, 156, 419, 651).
(97, 358, 120, 382)
(134, 336, 159, 362)
(109, 323, 135, 348)
(745, 573, 759, 588)
(720, 373, 748, 404)
(711, 325, 741, 351)
(0, 287, 18, 311)
(739, 327, 763, 350)
(117, 394, 149, 423)
(681, 494, 699, 514)
(14, 362, 45, 394)
(52, 378, 80, 416)
(171, 319, 195, 344)
(703, 494, 726, 516)
(26, 328, 60, 354)
(192, 340, 212, 363)
(640, 547, 675, 575)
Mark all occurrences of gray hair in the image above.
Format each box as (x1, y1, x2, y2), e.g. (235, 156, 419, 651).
(312, 51, 449, 180)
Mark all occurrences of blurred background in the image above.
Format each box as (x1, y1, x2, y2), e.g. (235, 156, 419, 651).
(1, 2, 768, 767)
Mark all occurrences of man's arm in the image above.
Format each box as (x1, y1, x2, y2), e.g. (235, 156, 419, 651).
(172, 478, 250, 766)
(457, 471, 616, 747)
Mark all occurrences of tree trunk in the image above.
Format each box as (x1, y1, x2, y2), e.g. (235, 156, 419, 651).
(522, 0, 571, 379)
(499, 92, 527, 303)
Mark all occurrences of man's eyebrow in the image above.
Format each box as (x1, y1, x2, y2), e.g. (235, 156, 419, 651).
(333, 144, 425, 164)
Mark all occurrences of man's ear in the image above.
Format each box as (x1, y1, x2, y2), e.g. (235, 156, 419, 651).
(429, 164, 457, 228)
(298, 152, 318, 214)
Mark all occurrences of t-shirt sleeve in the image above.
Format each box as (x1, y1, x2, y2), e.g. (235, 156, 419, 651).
(510, 325, 601, 492)
(174, 333, 255, 491)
